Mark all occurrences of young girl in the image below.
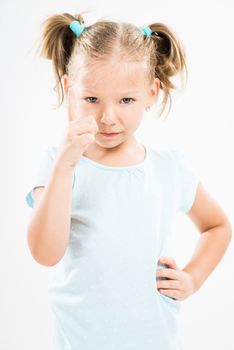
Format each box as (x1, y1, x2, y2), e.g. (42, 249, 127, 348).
(25, 12, 232, 350)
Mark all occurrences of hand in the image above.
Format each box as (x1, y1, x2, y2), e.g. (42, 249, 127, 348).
(57, 84, 98, 168)
(156, 256, 195, 301)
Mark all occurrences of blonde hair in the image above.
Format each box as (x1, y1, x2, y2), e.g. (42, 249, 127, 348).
(35, 11, 188, 120)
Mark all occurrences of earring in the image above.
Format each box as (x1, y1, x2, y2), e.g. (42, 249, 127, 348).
(145, 106, 151, 112)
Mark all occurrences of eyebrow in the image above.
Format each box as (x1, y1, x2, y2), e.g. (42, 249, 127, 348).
(82, 89, 141, 94)
(120, 90, 141, 94)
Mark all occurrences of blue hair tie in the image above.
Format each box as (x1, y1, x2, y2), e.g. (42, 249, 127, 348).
(69, 20, 85, 37)
(140, 26, 153, 37)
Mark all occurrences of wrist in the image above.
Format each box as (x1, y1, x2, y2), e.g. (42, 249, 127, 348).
(53, 156, 76, 174)
(183, 267, 200, 294)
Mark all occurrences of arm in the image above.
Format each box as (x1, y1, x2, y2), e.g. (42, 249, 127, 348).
(182, 181, 232, 293)
(27, 158, 74, 267)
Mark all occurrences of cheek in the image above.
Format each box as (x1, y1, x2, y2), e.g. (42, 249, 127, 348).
(119, 118, 142, 135)
(122, 110, 144, 128)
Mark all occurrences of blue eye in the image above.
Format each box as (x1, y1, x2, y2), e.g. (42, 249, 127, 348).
(85, 97, 98, 103)
(121, 98, 135, 104)
(84, 97, 135, 104)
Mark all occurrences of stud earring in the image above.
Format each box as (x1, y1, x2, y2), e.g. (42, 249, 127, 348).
(145, 106, 151, 112)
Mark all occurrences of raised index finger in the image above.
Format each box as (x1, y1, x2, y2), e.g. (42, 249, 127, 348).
(67, 85, 80, 122)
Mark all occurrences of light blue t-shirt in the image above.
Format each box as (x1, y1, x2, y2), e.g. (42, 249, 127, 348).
(25, 143, 199, 350)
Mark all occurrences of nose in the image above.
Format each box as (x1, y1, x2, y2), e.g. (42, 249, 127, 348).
(100, 106, 118, 126)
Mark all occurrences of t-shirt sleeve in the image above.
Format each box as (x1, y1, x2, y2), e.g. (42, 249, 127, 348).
(25, 147, 56, 208)
(172, 149, 200, 213)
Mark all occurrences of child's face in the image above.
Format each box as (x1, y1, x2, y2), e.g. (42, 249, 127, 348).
(64, 60, 160, 150)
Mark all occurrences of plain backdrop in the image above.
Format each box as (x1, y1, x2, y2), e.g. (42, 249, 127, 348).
(0, 0, 233, 349)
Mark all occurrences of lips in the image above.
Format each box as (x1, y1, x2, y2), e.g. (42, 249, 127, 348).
(99, 131, 122, 138)
(100, 131, 121, 134)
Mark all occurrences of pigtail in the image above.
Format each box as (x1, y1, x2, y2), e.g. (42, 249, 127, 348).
(147, 23, 188, 119)
(36, 12, 86, 107)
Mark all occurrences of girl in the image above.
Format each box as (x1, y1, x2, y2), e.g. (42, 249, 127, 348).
(25, 12, 232, 350)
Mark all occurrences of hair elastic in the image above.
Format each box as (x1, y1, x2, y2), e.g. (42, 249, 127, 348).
(69, 20, 85, 37)
(140, 26, 153, 36)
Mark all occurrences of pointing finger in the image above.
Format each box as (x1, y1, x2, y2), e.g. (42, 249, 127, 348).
(67, 85, 80, 122)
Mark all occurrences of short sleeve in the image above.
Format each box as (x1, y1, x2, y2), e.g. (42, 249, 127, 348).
(172, 149, 200, 213)
(25, 147, 57, 208)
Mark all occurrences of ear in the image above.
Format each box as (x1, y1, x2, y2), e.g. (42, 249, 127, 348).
(147, 77, 160, 106)
(62, 74, 69, 97)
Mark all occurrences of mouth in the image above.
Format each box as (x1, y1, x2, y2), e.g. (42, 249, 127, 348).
(99, 132, 122, 138)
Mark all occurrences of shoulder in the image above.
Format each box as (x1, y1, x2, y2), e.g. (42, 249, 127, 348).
(148, 145, 185, 169)
(40, 145, 59, 160)
(147, 145, 197, 182)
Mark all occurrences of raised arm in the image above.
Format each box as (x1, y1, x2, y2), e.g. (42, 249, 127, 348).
(27, 85, 98, 266)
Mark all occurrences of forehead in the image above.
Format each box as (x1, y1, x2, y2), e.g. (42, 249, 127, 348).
(76, 60, 148, 92)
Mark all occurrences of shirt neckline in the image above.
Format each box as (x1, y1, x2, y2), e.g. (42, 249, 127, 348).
(80, 143, 150, 171)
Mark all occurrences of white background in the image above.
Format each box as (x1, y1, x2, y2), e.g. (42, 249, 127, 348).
(0, 0, 233, 349)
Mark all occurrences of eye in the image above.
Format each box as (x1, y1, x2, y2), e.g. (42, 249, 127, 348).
(84, 97, 135, 104)
(85, 97, 98, 103)
(121, 98, 135, 104)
